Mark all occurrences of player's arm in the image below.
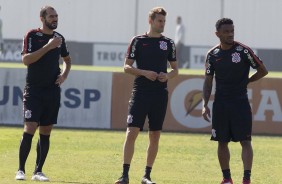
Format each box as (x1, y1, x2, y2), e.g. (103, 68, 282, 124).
(248, 64, 268, 83)
(22, 37, 62, 66)
(55, 55, 71, 86)
(202, 75, 213, 122)
(124, 58, 158, 81)
(158, 61, 178, 82)
(158, 40, 179, 82)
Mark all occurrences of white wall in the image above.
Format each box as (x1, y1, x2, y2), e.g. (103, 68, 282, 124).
(0, 0, 281, 49)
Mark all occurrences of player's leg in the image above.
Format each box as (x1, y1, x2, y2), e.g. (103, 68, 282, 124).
(230, 98, 252, 183)
(16, 122, 38, 180)
(31, 124, 53, 182)
(141, 91, 167, 184)
(123, 127, 140, 167)
(146, 130, 161, 168)
(218, 142, 233, 184)
(115, 92, 147, 184)
(34, 125, 53, 172)
(115, 127, 140, 184)
(211, 101, 233, 183)
(124, 127, 140, 169)
(16, 87, 41, 180)
(32, 87, 59, 181)
(240, 140, 253, 183)
(141, 130, 160, 184)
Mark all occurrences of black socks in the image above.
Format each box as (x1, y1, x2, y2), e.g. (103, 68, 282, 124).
(144, 166, 152, 179)
(244, 170, 251, 180)
(122, 164, 130, 177)
(222, 169, 231, 179)
(19, 132, 34, 172)
(34, 134, 50, 173)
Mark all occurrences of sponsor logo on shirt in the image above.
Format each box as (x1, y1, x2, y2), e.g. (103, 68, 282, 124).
(213, 48, 219, 54)
(28, 38, 32, 52)
(247, 53, 256, 66)
(130, 38, 138, 58)
(171, 41, 176, 59)
(36, 32, 43, 36)
(231, 52, 241, 63)
(235, 45, 243, 51)
(205, 56, 211, 74)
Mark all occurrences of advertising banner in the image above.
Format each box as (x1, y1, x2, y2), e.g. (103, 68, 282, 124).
(111, 73, 282, 135)
(0, 68, 113, 129)
(93, 43, 127, 66)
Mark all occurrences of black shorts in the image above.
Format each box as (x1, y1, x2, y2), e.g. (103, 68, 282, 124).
(127, 89, 168, 131)
(23, 86, 61, 126)
(211, 98, 252, 142)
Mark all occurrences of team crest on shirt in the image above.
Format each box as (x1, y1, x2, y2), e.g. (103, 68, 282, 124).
(24, 110, 32, 119)
(231, 52, 241, 63)
(159, 41, 167, 50)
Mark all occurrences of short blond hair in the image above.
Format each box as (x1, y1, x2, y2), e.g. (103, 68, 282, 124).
(149, 7, 167, 20)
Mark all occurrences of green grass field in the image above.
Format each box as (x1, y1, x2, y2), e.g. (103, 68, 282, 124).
(0, 127, 281, 184)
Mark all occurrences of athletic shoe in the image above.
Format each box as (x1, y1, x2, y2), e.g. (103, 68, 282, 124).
(15, 170, 26, 180)
(141, 177, 156, 184)
(31, 172, 49, 181)
(114, 176, 129, 184)
(221, 178, 233, 184)
(242, 179, 251, 184)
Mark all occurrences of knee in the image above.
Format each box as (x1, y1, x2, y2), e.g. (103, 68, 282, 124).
(125, 128, 139, 143)
(240, 140, 252, 148)
(39, 125, 53, 135)
(218, 142, 229, 149)
(149, 131, 161, 143)
(24, 122, 38, 135)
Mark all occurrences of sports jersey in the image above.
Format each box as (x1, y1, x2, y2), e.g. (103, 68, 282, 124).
(126, 33, 176, 92)
(205, 41, 263, 100)
(22, 28, 69, 88)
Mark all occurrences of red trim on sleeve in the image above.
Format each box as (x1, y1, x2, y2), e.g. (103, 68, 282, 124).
(235, 41, 263, 66)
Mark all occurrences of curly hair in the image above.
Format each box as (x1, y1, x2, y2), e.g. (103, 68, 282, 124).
(216, 18, 233, 31)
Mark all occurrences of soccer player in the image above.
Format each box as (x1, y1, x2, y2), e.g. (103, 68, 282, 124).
(15, 6, 71, 181)
(202, 18, 268, 184)
(115, 7, 178, 184)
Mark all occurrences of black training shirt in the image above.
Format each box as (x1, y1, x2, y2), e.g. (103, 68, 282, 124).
(22, 28, 69, 88)
(205, 41, 263, 100)
(126, 33, 176, 92)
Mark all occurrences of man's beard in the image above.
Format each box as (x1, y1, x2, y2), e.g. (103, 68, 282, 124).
(45, 21, 57, 30)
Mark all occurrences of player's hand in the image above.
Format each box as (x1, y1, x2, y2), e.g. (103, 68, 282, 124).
(157, 72, 168, 82)
(202, 106, 211, 122)
(47, 37, 62, 49)
(55, 74, 66, 86)
(144, 71, 158, 81)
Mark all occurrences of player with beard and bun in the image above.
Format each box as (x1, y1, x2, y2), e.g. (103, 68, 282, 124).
(115, 7, 178, 184)
(202, 18, 268, 184)
(15, 6, 71, 181)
